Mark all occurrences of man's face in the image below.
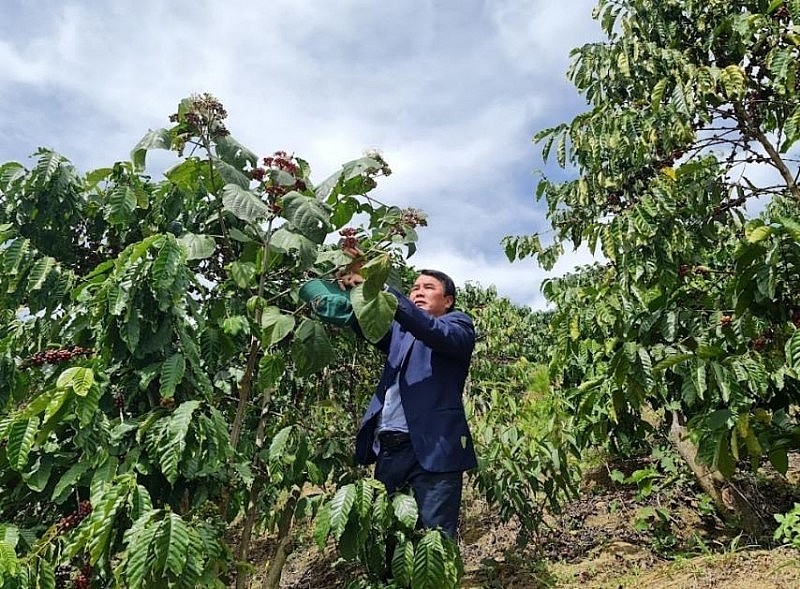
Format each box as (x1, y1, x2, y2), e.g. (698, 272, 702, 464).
(409, 274, 453, 317)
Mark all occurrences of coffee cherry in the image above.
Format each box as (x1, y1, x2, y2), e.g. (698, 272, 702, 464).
(56, 501, 92, 533)
(23, 346, 93, 370)
(55, 565, 71, 589)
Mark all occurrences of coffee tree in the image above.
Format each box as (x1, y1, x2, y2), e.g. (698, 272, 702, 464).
(458, 284, 579, 541)
(0, 94, 423, 588)
(505, 0, 800, 530)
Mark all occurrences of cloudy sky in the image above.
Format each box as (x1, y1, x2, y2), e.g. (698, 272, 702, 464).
(1, 0, 602, 308)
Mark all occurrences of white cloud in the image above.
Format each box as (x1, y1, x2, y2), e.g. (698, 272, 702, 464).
(487, 0, 601, 76)
(0, 0, 600, 306)
(411, 242, 602, 311)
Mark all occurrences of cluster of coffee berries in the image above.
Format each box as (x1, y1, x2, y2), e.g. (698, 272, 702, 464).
(25, 346, 92, 368)
(363, 149, 392, 176)
(55, 565, 72, 589)
(678, 264, 711, 278)
(57, 500, 92, 533)
(264, 151, 300, 175)
(773, 4, 790, 21)
(386, 207, 428, 238)
(400, 208, 427, 228)
(113, 391, 125, 410)
(753, 327, 775, 351)
(339, 227, 360, 250)
(73, 563, 93, 589)
(168, 93, 229, 138)
(250, 151, 307, 212)
(720, 315, 733, 327)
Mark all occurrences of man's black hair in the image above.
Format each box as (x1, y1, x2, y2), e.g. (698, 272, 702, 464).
(419, 269, 456, 312)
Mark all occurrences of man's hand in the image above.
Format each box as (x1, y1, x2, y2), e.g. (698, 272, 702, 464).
(338, 246, 365, 289)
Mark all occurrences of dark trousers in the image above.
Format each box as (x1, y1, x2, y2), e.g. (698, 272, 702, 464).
(374, 439, 463, 538)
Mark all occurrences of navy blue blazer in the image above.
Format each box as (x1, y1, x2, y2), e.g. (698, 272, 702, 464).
(355, 286, 478, 473)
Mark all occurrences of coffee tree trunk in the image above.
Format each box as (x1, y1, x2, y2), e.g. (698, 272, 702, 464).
(668, 411, 763, 534)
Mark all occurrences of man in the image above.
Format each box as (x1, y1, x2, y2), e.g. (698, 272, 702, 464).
(339, 268, 477, 538)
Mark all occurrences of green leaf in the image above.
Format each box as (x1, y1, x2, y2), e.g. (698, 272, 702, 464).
(107, 284, 129, 316)
(412, 530, 447, 589)
(0, 162, 25, 192)
(0, 525, 19, 547)
(714, 433, 736, 478)
(392, 493, 418, 529)
(331, 196, 359, 228)
(43, 386, 70, 424)
(153, 512, 190, 577)
(160, 401, 201, 484)
(711, 362, 731, 403)
(215, 134, 258, 170)
(152, 237, 184, 291)
(770, 448, 789, 475)
(222, 315, 249, 337)
(228, 261, 257, 289)
(56, 367, 95, 397)
(159, 354, 185, 399)
(3, 238, 30, 275)
(257, 354, 285, 390)
(291, 319, 334, 375)
(76, 380, 104, 427)
(328, 484, 356, 539)
(269, 227, 318, 269)
(651, 78, 668, 111)
(107, 185, 137, 224)
(313, 503, 332, 548)
(213, 157, 252, 189)
(259, 307, 296, 347)
(719, 65, 746, 99)
(556, 131, 567, 168)
(361, 254, 392, 299)
(25, 257, 56, 291)
(178, 233, 216, 260)
(23, 455, 53, 492)
(6, 417, 39, 470)
(653, 352, 692, 372)
(350, 285, 397, 343)
(86, 476, 135, 564)
(132, 128, 173, 172)
(392, 540, 415, 587)
(222, 184, 269, 222)
(0, 540, 19, 577)
(790, 0, 800, 21)
(52, 461, 92, 503)
(122, 511, 159, 589)
(282, 191, 332, 244)
(33, 149, 67, 188)
(783, 105, 800, 146)
(746, 224, 773, 243)
(785, 330, 800, 369)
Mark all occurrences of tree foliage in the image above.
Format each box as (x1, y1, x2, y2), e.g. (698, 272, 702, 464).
(0, 93, 424, 588)
(314, 479, 463, 588)
(508, 0, 800, 527)
(459, 284, 580, 539)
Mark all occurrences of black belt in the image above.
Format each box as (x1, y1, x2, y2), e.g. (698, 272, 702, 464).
(378, 430, 410, 448)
